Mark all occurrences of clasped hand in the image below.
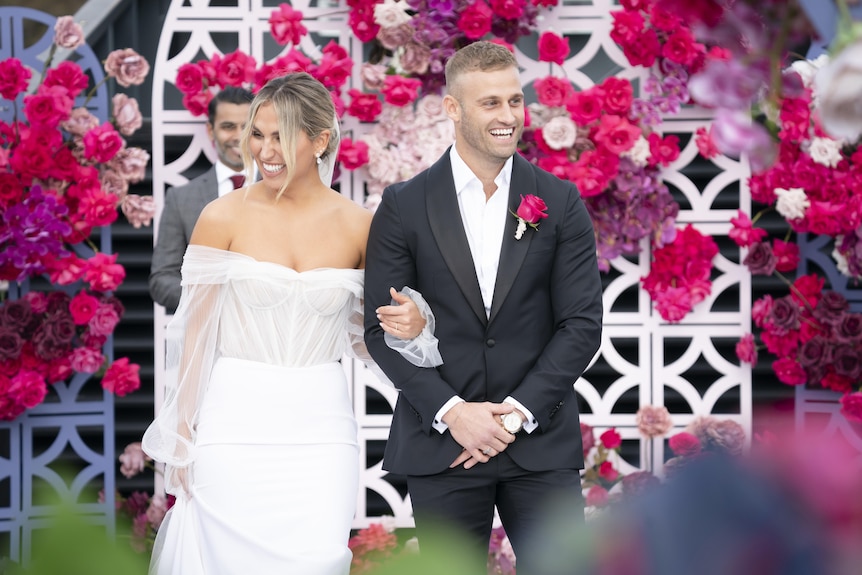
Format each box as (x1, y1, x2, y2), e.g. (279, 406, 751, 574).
(445, 402, 518, 469)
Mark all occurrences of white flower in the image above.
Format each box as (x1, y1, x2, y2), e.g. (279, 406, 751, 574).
(806, 136, 843, 168)
(832, 242, 850, 276)
(515, 219, 527, 240)
(379, 515, 397, 533)
(815, 39, 862, 142)
(790, 54, 829, 88)
(373, 0, 412, 28)
(774, 187, 810, 220)
(622, 134, 651, 167)
(541, 115, 577, 150)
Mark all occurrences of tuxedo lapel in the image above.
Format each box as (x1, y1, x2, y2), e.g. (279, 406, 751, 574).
(425, 153, 487, 325)
(489, 155, 536, 325)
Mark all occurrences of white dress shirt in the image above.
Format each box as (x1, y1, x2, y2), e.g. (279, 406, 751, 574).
(432, 146, 538, 435)
(215, 161, 251, 197)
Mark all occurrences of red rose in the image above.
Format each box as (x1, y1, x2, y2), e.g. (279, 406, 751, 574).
(597, 461, 619, 482)
(537, 31, 570, 65)
(69, 291, 100, 325)
(516, 194, 548, 225)
(457, 1, 493, 40)
(0, 57, 32, 100)
(175, 63, 204, 95)
(668, 432, 701, 457)
(599, 428, 622, 449)
(772, 357, 808, 386)
(101, 357, 141, 397)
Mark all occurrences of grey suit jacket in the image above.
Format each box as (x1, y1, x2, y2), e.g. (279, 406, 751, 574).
(149, 167, 218, 313)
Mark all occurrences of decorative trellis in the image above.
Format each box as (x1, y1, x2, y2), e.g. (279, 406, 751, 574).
(151, 0, 751, 529)
(0, 7, 116, 565)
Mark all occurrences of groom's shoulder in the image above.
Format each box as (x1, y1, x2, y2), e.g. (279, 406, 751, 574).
(516, 154, 580, 200)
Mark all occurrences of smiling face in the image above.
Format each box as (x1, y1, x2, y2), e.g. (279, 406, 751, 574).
(444, 65, 525, 172)
(207, 101, 250, 171)
(247, 102, 320, 193)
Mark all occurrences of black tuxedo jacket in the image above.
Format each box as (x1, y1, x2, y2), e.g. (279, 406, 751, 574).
(364, 150, 603, 476)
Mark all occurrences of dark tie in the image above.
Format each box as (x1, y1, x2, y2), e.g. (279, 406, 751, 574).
(230, 174, 245, 189)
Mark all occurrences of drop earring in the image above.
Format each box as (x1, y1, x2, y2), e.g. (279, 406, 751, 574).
(315, 152, 322, 165)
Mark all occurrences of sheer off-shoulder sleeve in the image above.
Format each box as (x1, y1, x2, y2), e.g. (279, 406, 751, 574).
(383, 286, 442, 368)
(142, 245, 235, 496)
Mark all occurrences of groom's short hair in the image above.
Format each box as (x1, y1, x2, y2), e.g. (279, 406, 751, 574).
(444, 41, 518, 99)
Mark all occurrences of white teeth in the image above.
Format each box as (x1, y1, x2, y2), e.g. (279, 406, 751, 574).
(490, 128, 514, 137)
(262, 162, 284, 173)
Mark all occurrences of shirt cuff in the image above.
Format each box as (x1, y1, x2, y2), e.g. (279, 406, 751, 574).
(503, 396, 538, 434)
(432, 396, 464, 434)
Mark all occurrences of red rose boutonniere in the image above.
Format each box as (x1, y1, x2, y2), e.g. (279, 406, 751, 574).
(512, 194, 549, 239)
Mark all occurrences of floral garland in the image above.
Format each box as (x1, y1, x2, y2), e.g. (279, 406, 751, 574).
(0, 15, 146, 419)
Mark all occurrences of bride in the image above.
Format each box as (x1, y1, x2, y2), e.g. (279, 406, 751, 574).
(142, 72, 439, 575)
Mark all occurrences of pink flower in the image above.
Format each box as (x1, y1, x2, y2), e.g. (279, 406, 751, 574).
(490, 0, 526, 19)
(580, 422, 595, 455)
(537, 31, 570, 65)
(772, 239, 800, 273)
(23, 88, 72, 128)
(83, 123, 123, 163)
(111, 94, 143, 136)
(593, 114, 641, 155)
(533, 76, 574, 108)
(268, 2, 307, 45)
(0, 58, 32, 100)
(654, 286, 693, 323)
(70, 347, 105, 374)
(43, 61, 89, 98)
(695, 126, 718, 158)
(338, 138, 370, 170)
(647, 133, 680, 167)
(88, 303, 121, 337)
(9, 370, 48, 409)
(182, 91, 211, 117)
(121, 194, 156, 229)
(735, 333, 758, 364)
(104, 48, 150, 87)
(635, 405, 672, 438)
(53, 16, 85, 50)
(516, 194, 548, 225)
(772, 357, 808, 386)
(599, 77, 633, 114)
(69, 291, 100, 325)
(101, 357, 141, 397)
(457, 1, 493, 40)
(381, 75, 422, 107)
(585, 485, 609, 507)
(109, 147, 150, 184)
(61, 107, 100, 137)
(668, 432, 701, 457)
(84, 253, 126, 292)
(216, 50, 256, 88)
(175, 62, 204, 95)
(839, 392, 862, 423)
(119, 442, 150, 479)
(728, 210, 766, 247)
(566, 87, 604, 125)
(599, 428, 621, 449)
(347, 90, 383, 122)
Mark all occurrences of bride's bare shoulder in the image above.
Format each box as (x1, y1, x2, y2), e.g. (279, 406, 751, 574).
(190, 193, 241, 248)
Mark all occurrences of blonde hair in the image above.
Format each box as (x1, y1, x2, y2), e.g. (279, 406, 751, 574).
(444, 41, 519, 102)
(240, 72, 339, 200)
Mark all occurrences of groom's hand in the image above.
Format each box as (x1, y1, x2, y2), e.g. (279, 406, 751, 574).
(443, 402, 516, 468)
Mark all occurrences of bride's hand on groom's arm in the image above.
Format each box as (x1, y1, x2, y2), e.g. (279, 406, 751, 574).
(376, 287, 426, 339)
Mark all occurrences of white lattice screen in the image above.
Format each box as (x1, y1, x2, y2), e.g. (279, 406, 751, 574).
(151, 0, 751, 528)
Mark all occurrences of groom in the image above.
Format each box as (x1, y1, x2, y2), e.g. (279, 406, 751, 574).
(364, 41, 603, 571)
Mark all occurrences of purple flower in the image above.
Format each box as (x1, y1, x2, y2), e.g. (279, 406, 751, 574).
(814, 291, 849, 325)
(687, 58, 767, 110)
(743, 241, 776, 275)
(1, 299, 32, 330)
(837, 312, 862, 343)
(798, 336, 831, 368)
(833, 344, 862, 380)
(766, 295, 800, 335)
(0, 328, 24, 361)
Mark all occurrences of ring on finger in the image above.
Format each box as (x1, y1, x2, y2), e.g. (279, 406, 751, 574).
(482, 448, 491, 456)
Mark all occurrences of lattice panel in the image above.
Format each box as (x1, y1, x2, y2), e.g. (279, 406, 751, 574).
(0, 7, 116, 565)
(151, 0, 751, 529)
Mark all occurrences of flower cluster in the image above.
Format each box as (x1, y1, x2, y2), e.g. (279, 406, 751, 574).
(640, 224, 719, 322)
(0, 15, 145, 420)
(0, 286, 140, 420)
(348, 0, 551, 96)
(348, 518, 405, 574)
(175, 4, 352, 116)
(114, 442, 174, 554)
(736, 272, 862, 422)
(663, 415, 746, 476)
(0, 16, 155, 277)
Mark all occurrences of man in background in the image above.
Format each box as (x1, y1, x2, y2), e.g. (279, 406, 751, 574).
(149, 86, 253, 313)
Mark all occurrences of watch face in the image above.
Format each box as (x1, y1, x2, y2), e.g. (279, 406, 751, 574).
(503, 413, 521, 432)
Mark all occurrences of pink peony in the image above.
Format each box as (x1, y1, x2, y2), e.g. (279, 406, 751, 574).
(119, 442, 150, 479)
(635, 405, 672, 438)
(104, 48, 150, 87)
(88, 303, 121, 337)
(53, 16, 85, 50)
(84, 253, 126, 292)
(121, 194, 155, 229)
(101, 357, 140, 396)
(70, 347, 105, 374)
(268, 3, 307, 45)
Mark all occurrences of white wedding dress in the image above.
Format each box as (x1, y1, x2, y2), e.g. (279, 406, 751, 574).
(142, 245, 375, 575)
